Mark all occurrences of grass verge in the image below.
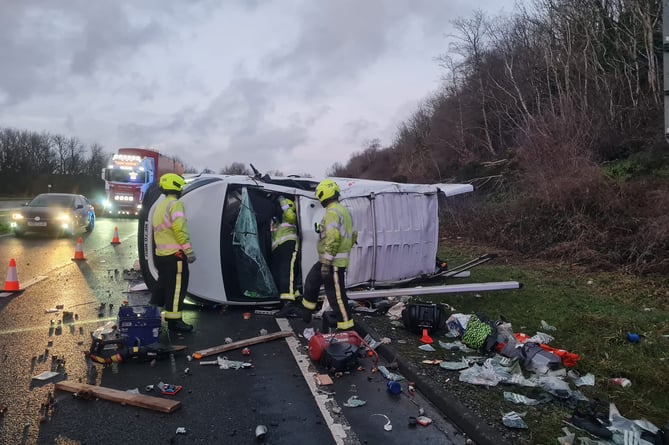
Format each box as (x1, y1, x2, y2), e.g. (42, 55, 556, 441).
(360, 241, 669, 444)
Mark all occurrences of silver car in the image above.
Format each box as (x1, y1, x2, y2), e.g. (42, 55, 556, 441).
(11, 193, 96, 237)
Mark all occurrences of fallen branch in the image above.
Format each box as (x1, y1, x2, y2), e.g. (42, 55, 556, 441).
(192, 331, 294, 360)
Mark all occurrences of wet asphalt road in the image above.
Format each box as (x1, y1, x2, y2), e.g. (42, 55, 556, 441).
(0, 218, 467, 445)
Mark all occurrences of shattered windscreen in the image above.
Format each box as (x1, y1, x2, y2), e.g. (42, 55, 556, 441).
(231, 187, 278, 298)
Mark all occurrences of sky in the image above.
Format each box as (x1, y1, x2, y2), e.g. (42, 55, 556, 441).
(1, 0, 509, 178)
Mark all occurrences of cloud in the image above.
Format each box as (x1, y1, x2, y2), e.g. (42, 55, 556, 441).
(1, 0, 509, 177)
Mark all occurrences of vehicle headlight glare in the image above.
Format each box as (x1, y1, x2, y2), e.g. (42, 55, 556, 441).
(12, 213, 24, 220)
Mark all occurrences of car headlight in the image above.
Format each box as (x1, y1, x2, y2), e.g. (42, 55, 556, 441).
(57, 213, 71, 222)
(11, 213, 24, 220)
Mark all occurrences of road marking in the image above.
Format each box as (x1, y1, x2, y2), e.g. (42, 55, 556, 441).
(274, 317, 360, 445)
(0, 275, 48, 298)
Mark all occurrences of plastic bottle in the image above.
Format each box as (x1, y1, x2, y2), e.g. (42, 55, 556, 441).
(610, 377, 631, 388)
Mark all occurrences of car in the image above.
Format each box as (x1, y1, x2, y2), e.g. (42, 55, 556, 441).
(138, 173, 520, 306)
(11, 193, 96, 237)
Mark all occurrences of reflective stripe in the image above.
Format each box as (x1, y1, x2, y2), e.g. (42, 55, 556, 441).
(163, 259, 183, 320)
(280, 293, 296, 301)
(321, 253, 334, 261)
(302, 299, 317, 310)
(271, 233, 298, 250)
(333, 266, 349, 324)
(337, 319, 355, 330)
(156, 243, 191, 250)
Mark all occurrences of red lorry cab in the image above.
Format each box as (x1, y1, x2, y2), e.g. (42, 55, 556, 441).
(101, 148, 184, 216)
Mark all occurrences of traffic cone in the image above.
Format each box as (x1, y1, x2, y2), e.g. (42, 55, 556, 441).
(2, 258, 21, 292)
(110, 227, 121, 245)
(420, 328, 433, 344)
(72, 237, 86, 261)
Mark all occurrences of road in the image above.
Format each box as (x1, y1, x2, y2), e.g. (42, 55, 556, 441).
(0, 218, 468, 445)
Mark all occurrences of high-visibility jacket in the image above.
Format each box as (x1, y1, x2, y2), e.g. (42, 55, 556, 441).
(317, 201, 355, 267)
(153, 195, 193, 257)
(271, 198, 298, 251)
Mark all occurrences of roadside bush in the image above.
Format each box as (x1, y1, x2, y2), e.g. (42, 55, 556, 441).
(444, 113, 669, 275)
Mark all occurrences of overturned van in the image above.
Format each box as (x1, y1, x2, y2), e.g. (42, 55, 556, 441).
(138, 174, 481, 306)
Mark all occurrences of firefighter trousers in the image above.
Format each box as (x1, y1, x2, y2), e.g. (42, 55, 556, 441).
(270, 240, 299, 299)
(302, 262, 352, 325)
(150, 253, 190, 320)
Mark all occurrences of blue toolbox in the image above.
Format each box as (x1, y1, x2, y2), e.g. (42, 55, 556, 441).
(117, 305, 162, 348)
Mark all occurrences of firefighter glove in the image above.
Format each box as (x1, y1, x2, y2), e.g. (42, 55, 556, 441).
(320, 263, 331, 279)
(187, 253, 197, 264)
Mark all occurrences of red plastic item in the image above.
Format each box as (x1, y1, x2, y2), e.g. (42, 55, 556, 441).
(420, 328, 433, 344)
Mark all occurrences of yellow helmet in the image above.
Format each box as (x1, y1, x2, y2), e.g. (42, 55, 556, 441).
(279, 196, 294, 211)
(315, 179, 340, 203)
(160, 173, 185, 192)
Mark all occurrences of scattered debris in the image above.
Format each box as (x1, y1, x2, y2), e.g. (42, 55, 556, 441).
(192, 331, 294, 360)
(55, 381, 181, 413)
(315, 374, 334, 386)
(416, 416, 432, 426)
(255, 425, 267, 440)
(343, 396, 366, 408)
(540, 320, 557, 331)
(502, 411, 528, 429)
(32, 371, 60, 381)
(370, 413, 392, 431)
(157, 382, 182, 395)
(175, 427, 186, 435)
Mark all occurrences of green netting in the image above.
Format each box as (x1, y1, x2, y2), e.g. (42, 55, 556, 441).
(231, 187, 278, 298)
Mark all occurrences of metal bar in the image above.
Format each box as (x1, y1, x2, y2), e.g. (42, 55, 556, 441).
(347, 281, 521, 300)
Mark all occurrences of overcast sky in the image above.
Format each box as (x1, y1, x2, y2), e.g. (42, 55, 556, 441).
(1, 0, 510, 177)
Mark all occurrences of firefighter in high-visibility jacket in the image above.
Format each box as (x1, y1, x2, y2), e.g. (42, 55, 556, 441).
(277, 179, 356, 330)
(150, 173, 196, 332)
(270, 196, 300, 301)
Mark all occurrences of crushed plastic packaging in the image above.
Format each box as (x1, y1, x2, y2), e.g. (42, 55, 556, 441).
(303, 327, 315, 340)
(418, 344, 436, 352)
(567, 370, 595, 387)
(416, 416, 433, 426)
(540, 320, 557, 331)
(343, 396, 366, 408)
(175, 427, 186, 435)
(439, 358, 471, 371)
(377, 365, 404, 382)
(557, 427, 575, 445)
(217, 357, 251, 370)
(503, 391, 542, 406)
(502, 411, 528, 429)
(125, 388, 140, 394)
(438, 339, 474, 352)
(459, 362, 503, 387)
(445, 313, 471, 337)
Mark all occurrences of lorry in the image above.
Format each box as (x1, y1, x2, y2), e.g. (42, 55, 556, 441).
(101, 148, 184, 216)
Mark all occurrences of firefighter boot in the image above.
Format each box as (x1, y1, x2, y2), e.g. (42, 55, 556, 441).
(275, 302, 312, 323)
(168, 319, 193, 332)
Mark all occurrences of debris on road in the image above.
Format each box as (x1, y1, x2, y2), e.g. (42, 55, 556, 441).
(55, 381, 181, 413)
(192, 331, 294, 360)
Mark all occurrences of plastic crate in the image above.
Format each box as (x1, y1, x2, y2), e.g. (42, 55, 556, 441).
(117, 305, 162, 348)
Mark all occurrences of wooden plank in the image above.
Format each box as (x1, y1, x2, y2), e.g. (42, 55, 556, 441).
(55, 381, 181, 413)
(192, 331, 294, 360)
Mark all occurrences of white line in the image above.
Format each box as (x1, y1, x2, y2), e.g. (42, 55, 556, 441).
(274, 318, 360, 445)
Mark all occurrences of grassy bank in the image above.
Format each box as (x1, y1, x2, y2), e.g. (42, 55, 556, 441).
(367, 241, 669, 443)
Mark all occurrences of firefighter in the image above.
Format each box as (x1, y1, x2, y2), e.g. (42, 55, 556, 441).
(270, 195, 300, 301)
(150, 173, 196, 332)
(277, 179, 357, 331)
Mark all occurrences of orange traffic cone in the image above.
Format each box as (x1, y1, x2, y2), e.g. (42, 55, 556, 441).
(110, 227, 121, 245)
(420, 328, 433, 344)
(72, 237, 86, 261)
(2, 258, 21, 292)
